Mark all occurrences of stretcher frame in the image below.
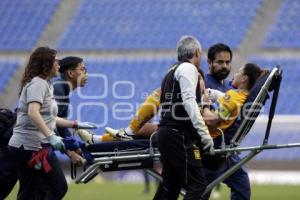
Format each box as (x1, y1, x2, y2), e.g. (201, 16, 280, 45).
(72, 67, 299, 197)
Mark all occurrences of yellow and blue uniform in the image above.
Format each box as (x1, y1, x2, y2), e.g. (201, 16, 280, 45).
(129, 88, 161, 133)
(210, 90, 248, 138)
(202, 90, 250, 200)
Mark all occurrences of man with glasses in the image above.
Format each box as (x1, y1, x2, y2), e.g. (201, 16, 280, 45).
(53, 56, 88, 165)
(33, 56, 98, 199)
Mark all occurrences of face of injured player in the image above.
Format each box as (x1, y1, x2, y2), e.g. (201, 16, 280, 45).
(209, 51, 231, 81)
(232, 66, 247, 89)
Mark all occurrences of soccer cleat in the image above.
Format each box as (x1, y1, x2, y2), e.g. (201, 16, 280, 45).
(105, 127, 133, 141)
(74, 129, 94, 144)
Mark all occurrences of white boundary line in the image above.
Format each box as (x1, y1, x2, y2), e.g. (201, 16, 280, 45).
(249, 170, 300, 185)
(256, 115, 300, 123)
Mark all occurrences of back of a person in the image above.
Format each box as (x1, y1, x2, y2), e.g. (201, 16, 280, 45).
(160, 62, 201, 130)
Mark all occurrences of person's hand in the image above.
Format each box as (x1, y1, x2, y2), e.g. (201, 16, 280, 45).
(205, 88, 225, 103)
(68, 151, 86, 166)
(74, 129, 94, 144)
(74, 121, 99, 129)
(202, 90, 212, 106)
(47, 133, 65, 151)
(105, 127, 133, 141)
(200, 133, 215, 155)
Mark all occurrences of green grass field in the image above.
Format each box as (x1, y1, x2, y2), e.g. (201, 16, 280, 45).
(6, 182, 300, 200)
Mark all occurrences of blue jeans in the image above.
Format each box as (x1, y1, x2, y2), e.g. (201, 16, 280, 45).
(202, 155, 250, 200)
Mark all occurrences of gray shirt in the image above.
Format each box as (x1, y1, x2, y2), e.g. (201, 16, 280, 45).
(9, 77, 58, 151)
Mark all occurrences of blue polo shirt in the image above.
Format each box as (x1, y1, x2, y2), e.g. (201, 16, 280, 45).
(205, 74, 232, 92)
(52, 75, 72, 138)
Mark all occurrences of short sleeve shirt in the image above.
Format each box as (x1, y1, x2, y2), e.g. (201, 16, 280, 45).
(209, 89, 248, 138)
(9, 77, 58, 151)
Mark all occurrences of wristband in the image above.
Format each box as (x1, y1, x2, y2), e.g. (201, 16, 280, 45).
(72, 120, 78, 129)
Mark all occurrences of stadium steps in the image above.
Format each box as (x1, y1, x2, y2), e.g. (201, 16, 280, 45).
(0, 59, 24, 109)
(263, 0, 300, 48)
(0, 0, 60, 51)
(37, 0, 82, 48)
(231, 0, 283, 75)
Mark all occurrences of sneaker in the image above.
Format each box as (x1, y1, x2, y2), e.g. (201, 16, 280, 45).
(74, 129, 94, 144)
(105, 127, 133, 141)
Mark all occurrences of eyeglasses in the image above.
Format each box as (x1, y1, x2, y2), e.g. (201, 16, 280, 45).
(74, 66, 87, 73)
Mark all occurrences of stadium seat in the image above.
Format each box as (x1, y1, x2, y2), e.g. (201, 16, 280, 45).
(0, 0, 60, 51)
(250, 57, 300, 114)
(0, 60, 19, 92)
(58, 0, 262, 50)
(263, 0, 300, 48)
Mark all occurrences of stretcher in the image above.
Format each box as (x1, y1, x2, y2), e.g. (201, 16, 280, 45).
(71, 67, 300, 197)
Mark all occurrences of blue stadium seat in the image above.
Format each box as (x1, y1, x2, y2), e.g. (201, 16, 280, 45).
(0, 60, 20, 92)
(250, 57, 300, 114)
(263, 0, 300, 48)
(58, 0, 262, 51)
(0, 0, 60, 51)
(241, 123, 300, 161)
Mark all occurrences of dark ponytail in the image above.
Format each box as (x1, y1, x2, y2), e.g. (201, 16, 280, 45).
(243, 63, 268, 90)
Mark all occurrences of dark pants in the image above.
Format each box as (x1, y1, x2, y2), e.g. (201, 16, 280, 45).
(202, 155, 251, 200)
(153, 127, 207, 200)
(8, 146, 68, 200)
(0, 147, 19, 199)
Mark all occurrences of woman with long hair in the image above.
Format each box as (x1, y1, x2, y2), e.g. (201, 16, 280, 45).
(202, 63, 268, 138)
(201, 63, 268, 200)
(8, 46, 96, 200)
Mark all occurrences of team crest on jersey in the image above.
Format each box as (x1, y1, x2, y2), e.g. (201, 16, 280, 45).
(194, 149, 201, 160)
(218, 107, 225, 113)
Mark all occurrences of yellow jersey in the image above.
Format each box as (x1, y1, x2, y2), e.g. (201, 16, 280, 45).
(209, 89, 249, 138)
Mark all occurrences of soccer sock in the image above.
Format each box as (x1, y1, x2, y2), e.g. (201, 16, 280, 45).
(100, 133, 116, 142)
(125, 127, 134, 135)
(129, 88, 161, 133)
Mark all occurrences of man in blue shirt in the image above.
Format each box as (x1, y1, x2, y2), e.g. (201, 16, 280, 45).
(53, 56, 88, 165)
(203, 43, 250, 200)
(205, 43, 232, 92)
